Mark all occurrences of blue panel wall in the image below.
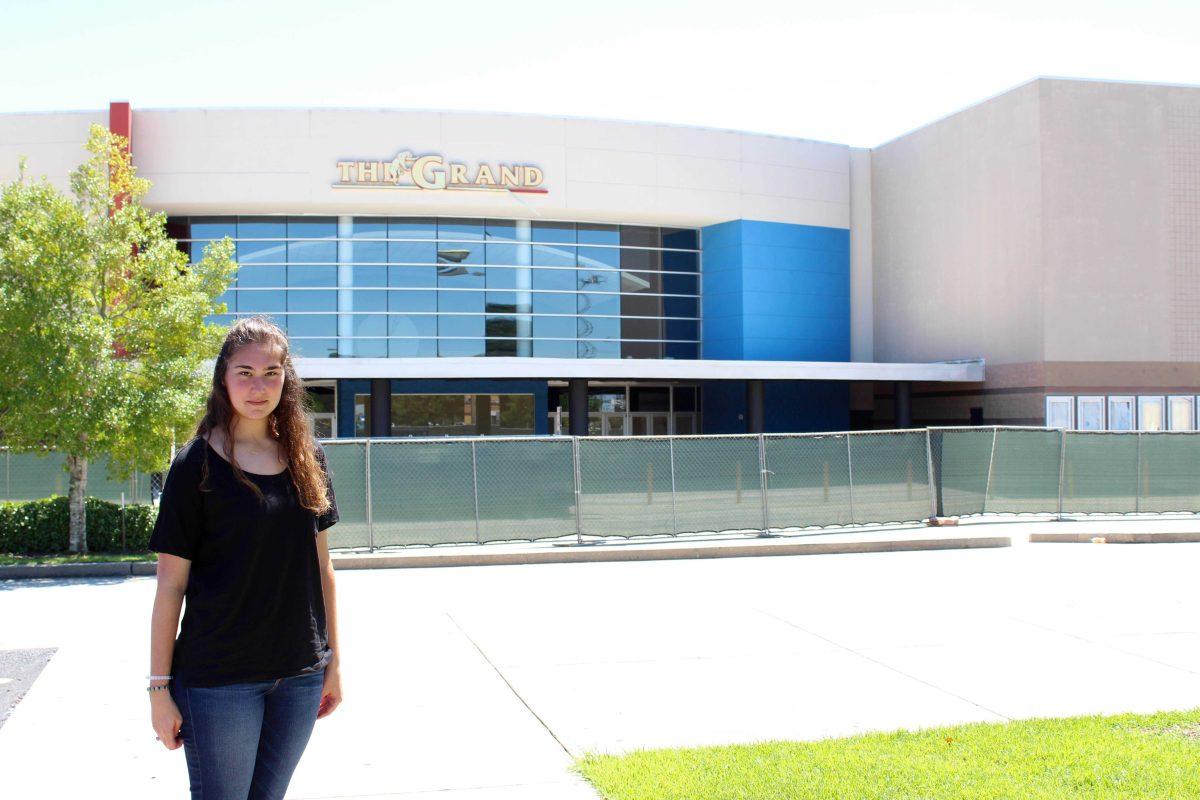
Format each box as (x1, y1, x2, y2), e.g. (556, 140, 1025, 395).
(335, 379, 547, 437)
(699, 219, 851, 433)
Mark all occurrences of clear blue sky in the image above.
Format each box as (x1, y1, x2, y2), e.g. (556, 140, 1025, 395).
(2, 0, 1198, 147)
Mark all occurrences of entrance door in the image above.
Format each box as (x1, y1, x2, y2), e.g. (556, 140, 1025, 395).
(630, 413, 671, 435)
(602, 413, 626, 436)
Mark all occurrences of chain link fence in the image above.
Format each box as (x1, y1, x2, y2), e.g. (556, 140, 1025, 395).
(7, 426, 1200, 549)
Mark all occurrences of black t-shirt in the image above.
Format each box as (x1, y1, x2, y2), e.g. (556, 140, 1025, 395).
(149, 435, 340, 687)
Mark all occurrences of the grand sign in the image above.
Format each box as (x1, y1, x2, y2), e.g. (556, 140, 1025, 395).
(333, 150, 547, 194)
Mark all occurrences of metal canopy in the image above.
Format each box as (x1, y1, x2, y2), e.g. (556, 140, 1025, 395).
(286, 356, 985, 383)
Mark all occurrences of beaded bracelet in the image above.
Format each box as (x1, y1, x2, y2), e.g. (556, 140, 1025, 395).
(146, 685, 170, 693)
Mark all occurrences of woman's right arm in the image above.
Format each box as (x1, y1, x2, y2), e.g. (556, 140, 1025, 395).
(149, 553, 190, 750)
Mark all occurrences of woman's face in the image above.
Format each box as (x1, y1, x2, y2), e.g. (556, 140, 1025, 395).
(223, 342, 285, 421)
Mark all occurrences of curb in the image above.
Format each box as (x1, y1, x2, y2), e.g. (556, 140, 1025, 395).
(0, 536, 1011, 580)
(329, 536, 1012, 570)
(1029, 532, 1200, 544)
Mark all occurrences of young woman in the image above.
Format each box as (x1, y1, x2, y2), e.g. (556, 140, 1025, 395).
(147, 316, 343, 800)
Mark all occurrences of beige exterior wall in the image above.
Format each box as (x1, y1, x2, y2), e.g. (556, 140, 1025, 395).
(0, 111, 107, 192)
(869, 78, 1200, 426)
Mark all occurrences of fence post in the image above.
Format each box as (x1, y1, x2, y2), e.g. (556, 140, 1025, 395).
(925, 428, 937, 520)
(1135, 431, 1142, 514)
(1057, 427, 1067, 521)
(845, 433, 856, 525)
(757, 433, 773, 537)
(470, 440, 482, 544)
(365, 439, 375, 552)
(572, 436, 584, 545)
(983, 427, 999, 514)
(668, 436, 679, 537)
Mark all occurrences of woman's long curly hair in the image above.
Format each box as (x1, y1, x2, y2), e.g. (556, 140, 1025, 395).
(192, 316, 332, 515)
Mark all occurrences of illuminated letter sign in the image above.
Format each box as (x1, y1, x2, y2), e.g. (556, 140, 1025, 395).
(333, 149, 548, 194)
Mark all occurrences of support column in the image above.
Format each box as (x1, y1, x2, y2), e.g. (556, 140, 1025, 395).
(895, 380, 912, 428)
(568, 379, 589, 436)
(370, 378, 390, 437)
(745, 379, 765, 433)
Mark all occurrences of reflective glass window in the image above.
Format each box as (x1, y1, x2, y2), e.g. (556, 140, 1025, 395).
(577, 293, 620, 316)
(665, 319, 699, 340)
(621, 271, 662, 293)
(534, 316, 576, 338)
(484, 219, 519, 241)
(388, 217, 437, 239)
(485, 267, 521, 291)
(485, 243, 527, 265)
(439, 291, 484, 314)
(288, 241, 337, 263)
(620, 225, 660, 248)
(532, 293, 575, 314)
(388, 315, 437, 337)
(577, 223, 619, 246)
(389, 290, 436, 313)
(390, 338, 438, 357)
(622, 317, 662, 341)
(288, 289, 337, 312)
(532, 221, 575, 243)
(292, 338, 338, 358)
(389, 266, 437, 288)
(351, 265, 387, 288)
(389, 241, 438, 263)
(191, 217, 236, 240)
(662, 272, 698, 294)
(578, 316, 620, 340)
(216, 289, 236, 313)
(350, 314, 387, 337)
(534, 340, 575, 358)
(621, 340, 662, 359)
(237, 290, 287, 313)
(578, 340, 619, 358)
(486, 338, 518, 356)
(289, 266, 337, 287)
(436, 242, 483, 265)
(439, 338, 485, 357)
(237, 265, 287, 288)
(238, 217, 285, 238)
(440, 315, 485, 337)
(621, 247, 660, 271)
(351, 218, 387, 238)
(347, 241, 387, 263)
(485, 316, 521, 338)
(237, 242, 287, 264)
(438, 264, 485, 291)
(438, 218, 484, 240)
(486, 292, 531, 314)
(349, 289, 388, 312)
(350, 339, 388, 357)
(532, 268, 576, 291)
(622, 293, 661, 318)
(665, 342, 699, 359)
(532, 244, 575, 267)
(287, 217, 336, 239)
(663, 295, 698, 318)
(663, 250, 699, 271)
(578, 269, 618, 292)
(577, 247, 619, 269)
(288, 314, 337, 337)
(661, 228, 698, 250)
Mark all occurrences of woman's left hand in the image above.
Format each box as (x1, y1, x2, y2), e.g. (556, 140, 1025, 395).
(317, 664, 342, 719)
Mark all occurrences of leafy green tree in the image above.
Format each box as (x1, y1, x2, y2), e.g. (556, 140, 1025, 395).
(0, 124, 236, 553)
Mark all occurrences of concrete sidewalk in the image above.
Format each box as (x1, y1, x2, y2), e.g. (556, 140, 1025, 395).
(1, 538, 1199, 798)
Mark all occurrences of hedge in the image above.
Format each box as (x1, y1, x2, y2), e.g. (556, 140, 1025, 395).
(0, 496, 157, 555)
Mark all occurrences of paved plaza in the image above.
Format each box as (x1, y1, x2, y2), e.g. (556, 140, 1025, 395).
(1, 536, 1199, 798)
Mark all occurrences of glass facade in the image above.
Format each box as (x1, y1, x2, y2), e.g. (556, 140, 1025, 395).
(353, 393, 537, 437)
(169, 216, 701, 359)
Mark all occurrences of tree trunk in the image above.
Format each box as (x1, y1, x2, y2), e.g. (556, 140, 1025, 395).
(67, 454, 88, 554)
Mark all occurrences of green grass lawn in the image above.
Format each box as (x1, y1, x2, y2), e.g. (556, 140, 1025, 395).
(0, 551, 155, 566)
(575, 708, 1200, 799)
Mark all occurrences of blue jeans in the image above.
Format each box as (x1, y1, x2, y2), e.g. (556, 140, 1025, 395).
(170, 669, 325, 800)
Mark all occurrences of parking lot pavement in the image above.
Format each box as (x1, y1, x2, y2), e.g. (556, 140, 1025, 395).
(0, 542, 1198, 798)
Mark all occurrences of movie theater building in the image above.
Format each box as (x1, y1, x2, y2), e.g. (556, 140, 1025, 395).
(3, 77, 1195, 435)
